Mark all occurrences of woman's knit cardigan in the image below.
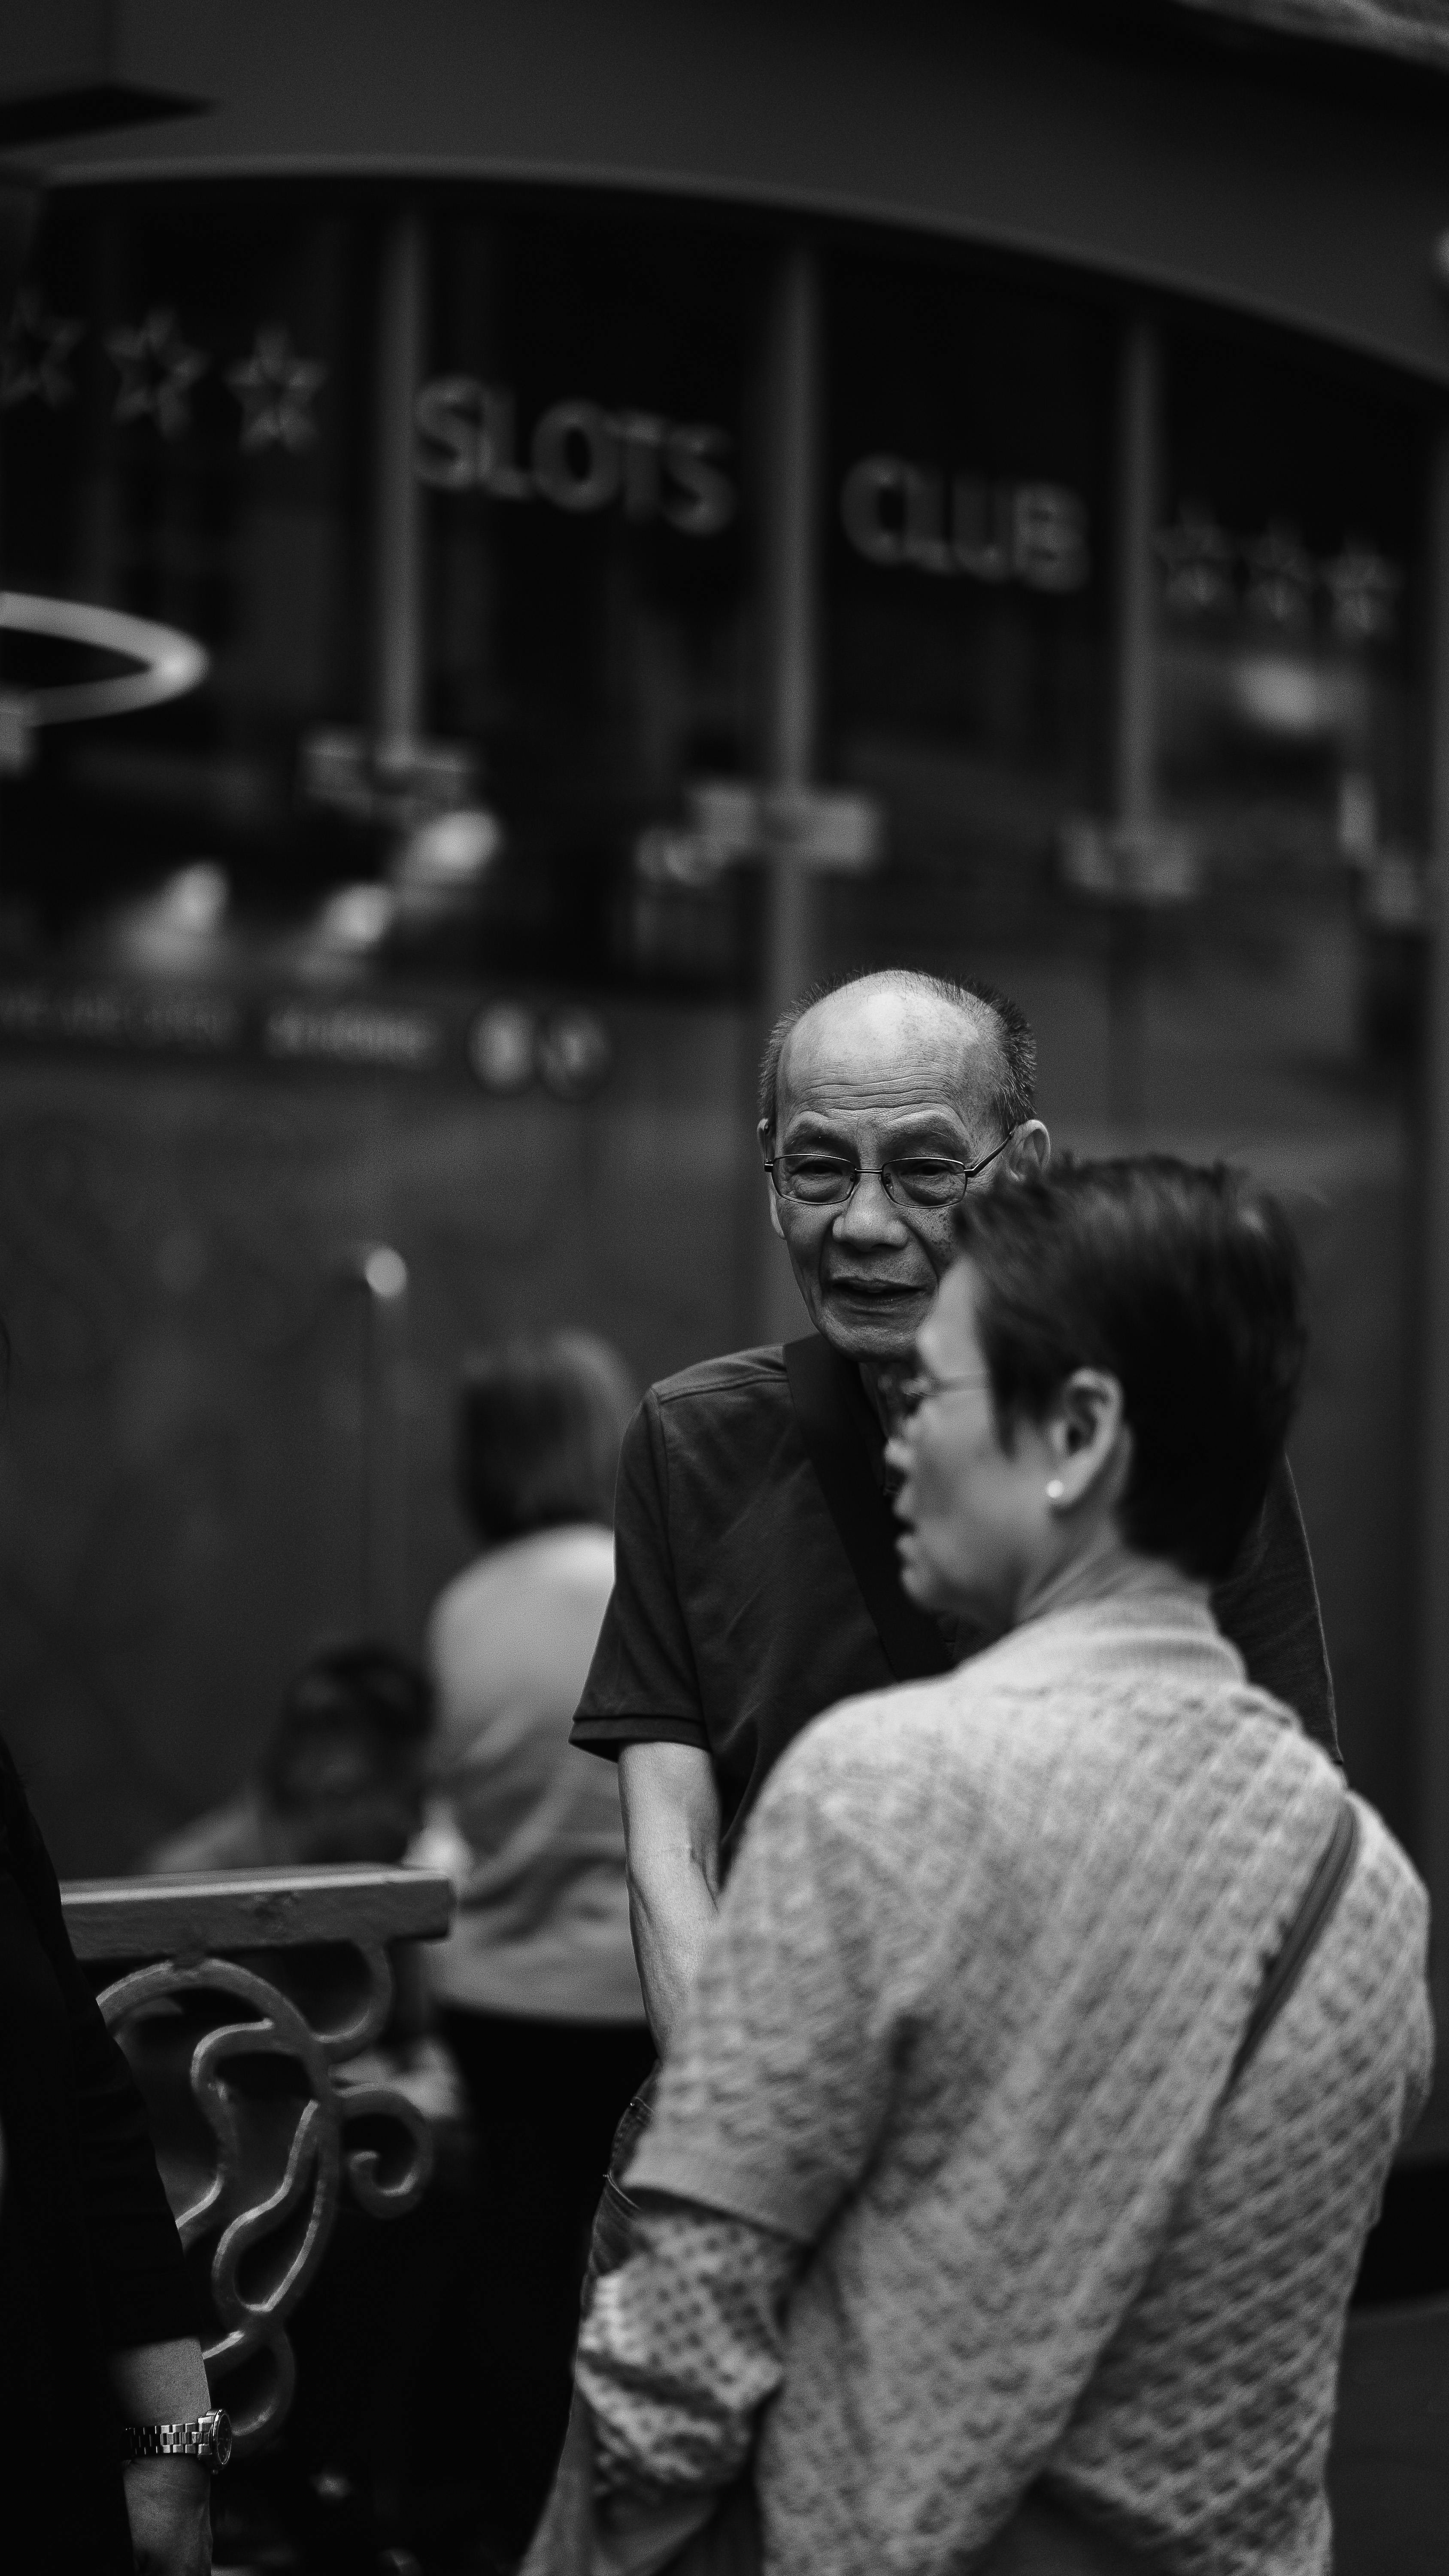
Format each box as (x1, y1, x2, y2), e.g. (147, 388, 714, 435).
(579, 1574, 1432, 2576)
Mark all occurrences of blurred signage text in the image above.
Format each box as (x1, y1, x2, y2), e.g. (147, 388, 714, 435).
(841, 460, 1090, 591)
(0, 978, 614, 1098)
(415, 379, 735, 534)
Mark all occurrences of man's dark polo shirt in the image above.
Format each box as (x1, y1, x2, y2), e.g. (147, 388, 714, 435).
(570, 1343, 1339, 1865)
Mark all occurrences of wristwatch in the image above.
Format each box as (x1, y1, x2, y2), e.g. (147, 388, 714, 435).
(120, 2410, 233, 2470)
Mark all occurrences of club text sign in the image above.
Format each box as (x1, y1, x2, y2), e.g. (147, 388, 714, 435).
(842, 458, 1090, 591)
(415, 378, 735, 535)
(414, 383, 1090, 592)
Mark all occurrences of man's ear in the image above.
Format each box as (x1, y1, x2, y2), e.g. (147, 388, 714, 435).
(1006, 1119, 1050, 1181)
(759, 1120, 786, 1238)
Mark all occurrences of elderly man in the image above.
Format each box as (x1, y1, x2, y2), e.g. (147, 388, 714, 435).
(571, 966, 1336, 2053)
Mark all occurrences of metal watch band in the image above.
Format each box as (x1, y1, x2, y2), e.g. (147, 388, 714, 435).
(120, 2412, 230, 2467)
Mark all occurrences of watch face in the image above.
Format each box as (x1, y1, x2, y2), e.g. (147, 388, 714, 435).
(205, 2410, 234, 2469)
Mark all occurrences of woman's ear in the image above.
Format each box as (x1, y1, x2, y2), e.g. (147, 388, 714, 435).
(1045, 1369, 1127, 1508)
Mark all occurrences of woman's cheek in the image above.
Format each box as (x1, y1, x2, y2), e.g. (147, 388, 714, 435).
(912, 1426, 961, 1525)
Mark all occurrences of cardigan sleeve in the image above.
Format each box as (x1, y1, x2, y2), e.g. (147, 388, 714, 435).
(579, 2202, 797, 2498)
(626, 1723, 917, 2243)
(0, 1741, 196, 2351)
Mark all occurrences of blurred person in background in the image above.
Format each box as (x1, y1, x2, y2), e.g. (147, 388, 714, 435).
(560, 1160, 1429, 2576)
(148, 1637, 434, 1873)
(419, 1331, 652, 2562)
(149, 1636, 455, 2131)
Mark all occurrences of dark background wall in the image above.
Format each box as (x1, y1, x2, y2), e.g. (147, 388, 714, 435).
(30, 0, 1449, 386)
(0, 1005, 755, 1869)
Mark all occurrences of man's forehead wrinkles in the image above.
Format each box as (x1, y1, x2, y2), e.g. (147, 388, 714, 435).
(782, 1084, 982, 1128)
(787, 1104, 970, 1133)
(782, 1065, 982, 1107)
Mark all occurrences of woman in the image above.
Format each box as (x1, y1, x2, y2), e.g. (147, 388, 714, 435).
(560, 1160, 1430, 2575)
(0, 1731, 218, 2574)
(421, 1331, 654, 2559)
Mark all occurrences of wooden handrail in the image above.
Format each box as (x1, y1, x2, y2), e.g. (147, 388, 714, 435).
(62, 1862, 453, 1959)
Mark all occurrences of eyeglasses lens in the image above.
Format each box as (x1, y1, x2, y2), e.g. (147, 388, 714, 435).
(776, 1157, 966, 1207)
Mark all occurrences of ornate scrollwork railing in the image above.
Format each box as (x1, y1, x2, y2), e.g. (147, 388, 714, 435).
(62, 1865, 454, 2456)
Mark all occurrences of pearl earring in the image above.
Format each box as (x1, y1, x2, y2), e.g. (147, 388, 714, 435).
(1046, 1478, 1065, 1501)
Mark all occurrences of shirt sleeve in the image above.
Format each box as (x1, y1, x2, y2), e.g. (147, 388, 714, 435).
(1, 1743, 196, 2351)
(625, 1725, 911, 2242)
(1211, 1455, 1340, 1762)
(570, 1390, 709, 1759)
(577, 2201, 798, 2498)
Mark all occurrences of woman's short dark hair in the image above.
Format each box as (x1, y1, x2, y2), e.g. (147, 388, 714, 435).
(954, 1157, 1307, 1583)
(457, 1331, 638, 1544)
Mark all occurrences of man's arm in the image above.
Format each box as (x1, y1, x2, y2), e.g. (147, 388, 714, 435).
(618, 1741, 722, 2055)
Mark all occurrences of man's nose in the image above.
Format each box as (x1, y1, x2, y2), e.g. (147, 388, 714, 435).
(832, 1170, 909, 1245)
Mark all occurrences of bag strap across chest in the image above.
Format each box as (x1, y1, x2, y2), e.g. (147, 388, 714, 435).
(1229, 1798, 1360, 2091)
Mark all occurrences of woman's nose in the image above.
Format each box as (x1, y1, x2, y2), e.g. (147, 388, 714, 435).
(883, 1429, 913, 1481)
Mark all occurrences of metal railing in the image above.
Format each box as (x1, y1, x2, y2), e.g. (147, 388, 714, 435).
(62, 1864, 453, 2454)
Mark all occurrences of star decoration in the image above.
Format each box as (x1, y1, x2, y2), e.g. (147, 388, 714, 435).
(227, 327, 326, 452)
(1323, 542, 1401, 646)
(1155, 503, 1236, 619)
(1245, 520, 1314, 633)
(106, 308, 208, 438)
(1, 290, 84, 410)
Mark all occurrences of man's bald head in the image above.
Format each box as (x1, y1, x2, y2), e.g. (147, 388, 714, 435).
(758, 969, 1035, 1148)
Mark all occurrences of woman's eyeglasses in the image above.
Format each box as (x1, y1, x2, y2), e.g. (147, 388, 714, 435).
(895, 1367, 993, 1420)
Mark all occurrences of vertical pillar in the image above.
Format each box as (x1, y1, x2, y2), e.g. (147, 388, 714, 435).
(753, 243, 824, 1343)
(1107, 314, 1162, 1133)
(761, 244, 823, 1021)
(1113, 316, 1161, 831)
(1415, 424, 1449, 2092)
(373, 209, 427, 765)
(355, 1245, 410, 1640)
(0, 184, 40, 845)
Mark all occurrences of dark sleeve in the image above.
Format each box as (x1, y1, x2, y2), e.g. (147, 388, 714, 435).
(570, 1391, 710, 1761)
(0, 1742, 196, 2349)
(1210, 1456, 1340, 1763)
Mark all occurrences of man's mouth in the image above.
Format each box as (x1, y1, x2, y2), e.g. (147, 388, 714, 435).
(827, 1279, 923, 1300)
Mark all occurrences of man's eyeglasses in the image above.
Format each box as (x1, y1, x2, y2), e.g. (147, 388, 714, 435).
(762, 1132, 1012, 1209)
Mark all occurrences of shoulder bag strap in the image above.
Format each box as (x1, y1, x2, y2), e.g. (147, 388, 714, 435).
(1228, 1799, 1360, 2092)
(783, 1334, 954, 1685)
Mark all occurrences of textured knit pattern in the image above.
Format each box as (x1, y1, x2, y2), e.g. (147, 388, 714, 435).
(612, 1575, 1431, 2576)
(584, 2208, 797, 2498)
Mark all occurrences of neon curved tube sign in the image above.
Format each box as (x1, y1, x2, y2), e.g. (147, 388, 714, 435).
(0, 590, 209, 725)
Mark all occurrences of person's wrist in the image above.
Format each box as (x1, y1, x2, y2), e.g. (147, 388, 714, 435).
(124, 2452, 211, 2484)
(120, 2409, 232, 2471)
